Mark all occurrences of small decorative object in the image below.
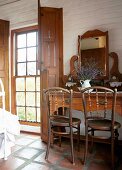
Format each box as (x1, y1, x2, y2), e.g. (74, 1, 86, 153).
(80, 79, 91, 88)
(65, 74, 76, 89)
(109, 76, 122, 88)
(109, 81, 122, 87)
(75, 58, 102, 88)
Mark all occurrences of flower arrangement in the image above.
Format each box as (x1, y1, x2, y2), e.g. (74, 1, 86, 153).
(75, 58, 102, 81)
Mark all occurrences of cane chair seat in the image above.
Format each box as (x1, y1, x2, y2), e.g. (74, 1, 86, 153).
(51, 116, 81, 126)
(88, 119, 121, 131)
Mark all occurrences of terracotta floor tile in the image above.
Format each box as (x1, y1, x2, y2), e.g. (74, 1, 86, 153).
(11, 145, 22, 153)
(22, 162, 50, 170)
(15, 137, 34, 146)
(29, 140, 46, 149)
(15, 148, 39, 159)
(25, 134, 41, 139)
(59, 157, 83, 170)
(34, 152, 48, 163)
(87, 160, 111, 170)
(0, 156, 25, 170)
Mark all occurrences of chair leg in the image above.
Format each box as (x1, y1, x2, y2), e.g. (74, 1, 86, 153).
(111, 133, 115, 170)
(70, 126, 75, 165)
(59, 135, 62, 147)
(77, 124, 80, 151)
(90, 129, 94, 153)
(45, 124, 51, 160)
(84, 124, 88, 164)
(114, 129, 119, 146)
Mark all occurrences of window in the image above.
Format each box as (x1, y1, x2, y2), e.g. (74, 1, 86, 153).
(16, 31, 38, 76)
(12, 26, 40, 125)
(16, 77, 40, 123)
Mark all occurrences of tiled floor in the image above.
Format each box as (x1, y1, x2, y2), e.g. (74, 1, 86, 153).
(20, 125, 40, 134)
(0, 133, 122, 170)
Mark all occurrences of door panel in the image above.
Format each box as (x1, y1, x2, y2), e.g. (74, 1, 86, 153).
(40, 7, 63, 87)
(43, 42, 56, 67)
(0, 19, 9, 110)
(39, 7, 63, 141)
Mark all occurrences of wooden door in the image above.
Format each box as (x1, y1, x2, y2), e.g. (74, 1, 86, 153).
(39, 7, 63, 141)
(40, 7, 63, 87)
(0, 19, 9, 110)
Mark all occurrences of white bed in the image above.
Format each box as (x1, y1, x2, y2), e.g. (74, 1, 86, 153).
(0, 79, 20, 160)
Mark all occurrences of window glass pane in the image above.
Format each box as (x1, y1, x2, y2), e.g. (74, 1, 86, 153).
(16, 78, 25, 91)
(36, 92, 40, 107)
(26, 92, 35, 106)
(16, 92, 25, 106)
(18, 63, 26, 76)
(17, 107, 25, 120)
(27, 32, 36, 47)
(37, 108, 40, 122)
(36, 77, 40, 91)
(27, 62, 36, 75)
(17, 34, 26, 48)
(26, 77, 35, 91)
(36, 32, 38, 45)
(27, 47, 36, 61)
(17, 49, 26, 62)
(26, 107, 36, 121)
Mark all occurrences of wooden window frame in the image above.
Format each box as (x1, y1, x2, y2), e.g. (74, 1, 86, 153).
(11, 25, 40, 126)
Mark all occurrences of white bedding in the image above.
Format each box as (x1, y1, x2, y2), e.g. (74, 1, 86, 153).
(0, 108, 20, 159)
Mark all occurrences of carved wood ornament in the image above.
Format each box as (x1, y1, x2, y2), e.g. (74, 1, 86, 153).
(109, 52, 122, 81)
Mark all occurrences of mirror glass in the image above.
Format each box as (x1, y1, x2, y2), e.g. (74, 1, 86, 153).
(78, 29, 109, 79)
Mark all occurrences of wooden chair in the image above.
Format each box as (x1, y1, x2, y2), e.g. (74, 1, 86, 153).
(44, 87, 81, 164)
(81, 86, 121, 169)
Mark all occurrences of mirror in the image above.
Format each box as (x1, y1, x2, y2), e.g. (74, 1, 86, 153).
(78, 29, 109, 79)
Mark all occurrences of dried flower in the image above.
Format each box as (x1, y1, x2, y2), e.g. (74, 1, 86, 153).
(75, 58, 102, 81)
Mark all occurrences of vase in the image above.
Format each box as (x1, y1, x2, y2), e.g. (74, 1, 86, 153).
(80, 79, 91, 88)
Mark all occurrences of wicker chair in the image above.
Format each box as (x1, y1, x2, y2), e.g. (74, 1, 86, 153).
(44, 87, 81, 164)
(81, 86, 121, 170)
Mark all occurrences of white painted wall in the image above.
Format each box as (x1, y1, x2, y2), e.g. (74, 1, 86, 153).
(41, 0, 122, 75)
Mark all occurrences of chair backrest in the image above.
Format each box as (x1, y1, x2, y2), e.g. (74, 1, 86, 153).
(0, 78, 5, 110)
(44, 87, 73, 122)
(81, 86, 117, 125)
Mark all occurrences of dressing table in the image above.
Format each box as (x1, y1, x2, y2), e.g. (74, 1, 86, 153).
(63, 29, 122, 117)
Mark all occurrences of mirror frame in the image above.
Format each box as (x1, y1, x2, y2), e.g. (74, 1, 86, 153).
(78, 29, 109, 79)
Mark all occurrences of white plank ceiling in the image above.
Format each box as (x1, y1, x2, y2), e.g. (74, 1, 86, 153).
(0, 0, 38, 29)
